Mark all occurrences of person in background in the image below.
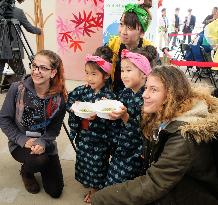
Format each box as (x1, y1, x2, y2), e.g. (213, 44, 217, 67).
(202, 7, 218, 28)
(66, 45, 116, 203)
(158, 8, 169, 50)
(105, 46, 157, 187)
(204, 11, 218, 69)
(0, 0, 41, 84)
(0, 50, 67, 198)
(184, 30, 213, 62)
(182, 8, 196, 44)
(170, 8, 180, 50)
(92, 65, 218, 205)
(107, 3, 152, 95)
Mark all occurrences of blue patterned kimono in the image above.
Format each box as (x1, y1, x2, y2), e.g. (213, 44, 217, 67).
(66, 85, 117, 189)
(105, 86, 144, 186)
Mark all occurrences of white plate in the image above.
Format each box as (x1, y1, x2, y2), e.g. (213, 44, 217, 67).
(94, 100, 123, 119)
(70, 102, 95, 119)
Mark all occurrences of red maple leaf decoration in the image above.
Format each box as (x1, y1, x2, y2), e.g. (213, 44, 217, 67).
(92, 0, 98, 6)
(71, 11, 95, 28)
(70, 11, 98, 37)
(69, 39, 85, 52)
(92, 12, 103, 29)
(58, 0, 104, 53)
(59, 31, 73, 43)
(82, 24, 96, 37)
(71, 12, 83, 27)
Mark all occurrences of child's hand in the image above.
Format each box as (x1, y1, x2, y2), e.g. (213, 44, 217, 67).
(109, 105, 129, 122)
(70, 101, 80, 112)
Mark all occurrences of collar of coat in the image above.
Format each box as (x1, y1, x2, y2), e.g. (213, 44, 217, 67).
(164, 97, 218, 144)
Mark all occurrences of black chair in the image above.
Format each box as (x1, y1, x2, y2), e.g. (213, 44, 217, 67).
(197, 46, 217, 88)
(180, 43, 195, 76)
(185, 44, 215, 87)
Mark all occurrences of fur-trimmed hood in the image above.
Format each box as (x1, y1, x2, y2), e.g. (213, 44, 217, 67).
(166, 97, 218, 143)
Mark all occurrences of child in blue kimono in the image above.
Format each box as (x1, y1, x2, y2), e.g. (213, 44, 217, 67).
(66, 46, 116, 203)
(106, 45, 157, 186)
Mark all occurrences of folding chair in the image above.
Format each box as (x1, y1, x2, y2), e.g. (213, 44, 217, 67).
(195, 46, 217, 87)
(180, 43, 195, 76)
(185, 44, 209, 83)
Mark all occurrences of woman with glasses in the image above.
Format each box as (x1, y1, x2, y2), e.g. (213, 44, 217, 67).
(0, 50, 67, 198)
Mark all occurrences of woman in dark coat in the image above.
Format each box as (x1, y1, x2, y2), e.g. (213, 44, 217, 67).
(92, 65, 218, 205)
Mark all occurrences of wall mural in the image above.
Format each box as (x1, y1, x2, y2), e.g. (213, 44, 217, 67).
(56, 0, 104, 80)
(26, 0, 53, 52)
(55, 0, 162, 80)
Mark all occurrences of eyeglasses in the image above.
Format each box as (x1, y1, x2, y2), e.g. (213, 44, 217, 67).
(30, 63, 53, 72)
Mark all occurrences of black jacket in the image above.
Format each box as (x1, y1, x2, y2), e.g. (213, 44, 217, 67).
(0, 7, 41, 59)
(183, 15, 196, 33)
(0, 76, 66, 155)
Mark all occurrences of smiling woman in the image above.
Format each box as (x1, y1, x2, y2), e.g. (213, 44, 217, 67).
(92, 65, 218, 205)
(0, 50, 67, 198)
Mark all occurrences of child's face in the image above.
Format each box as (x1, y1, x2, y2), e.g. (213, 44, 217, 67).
(121, 59, 146, 93)
(142, 75, 167, 114)
(85, 64, 107, 92)
(119, 15, 144, 48)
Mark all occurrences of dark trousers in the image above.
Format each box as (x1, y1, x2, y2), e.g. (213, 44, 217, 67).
(183, 34, 192, 44)
(169, 32, 178, 46)
(11, 147, 64, 198)
(183, 29, 192, 44)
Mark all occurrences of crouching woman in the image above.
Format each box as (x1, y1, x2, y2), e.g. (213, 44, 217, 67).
(0, 50, 67, 198)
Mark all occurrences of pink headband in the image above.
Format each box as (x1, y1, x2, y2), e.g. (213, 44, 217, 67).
(85, 54, 112, 74)
(121, 49, 151, 75)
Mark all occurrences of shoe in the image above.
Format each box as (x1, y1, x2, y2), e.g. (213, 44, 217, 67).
(20, 165, 40, 194)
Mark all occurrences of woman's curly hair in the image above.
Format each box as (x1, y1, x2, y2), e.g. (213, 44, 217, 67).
(141, 65, 211, 139)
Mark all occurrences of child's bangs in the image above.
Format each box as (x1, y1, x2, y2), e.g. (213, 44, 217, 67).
(123, 12, 141, 30)
(86, 61, 107, 75)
